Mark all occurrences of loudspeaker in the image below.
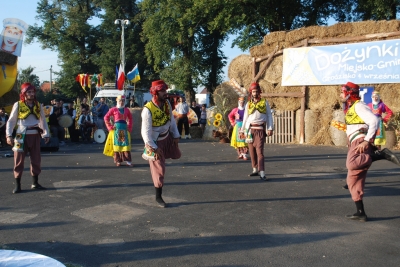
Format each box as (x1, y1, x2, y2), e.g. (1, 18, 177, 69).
(40, 137, 59, 152)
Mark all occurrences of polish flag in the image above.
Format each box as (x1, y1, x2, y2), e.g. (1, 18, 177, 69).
(117, 64, 125, 90)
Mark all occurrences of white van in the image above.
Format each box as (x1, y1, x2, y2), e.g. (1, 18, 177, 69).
(93, 83, 134, 107)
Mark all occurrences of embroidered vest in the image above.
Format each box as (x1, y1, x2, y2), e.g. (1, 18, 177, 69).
(144, 101, 170, 127)
(345, 100, 365, 125)
(17, 101, 41, 120)
(248, 98, 266, 115)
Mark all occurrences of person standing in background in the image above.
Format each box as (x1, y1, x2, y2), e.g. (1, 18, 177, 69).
(96, 97, 109, 134)
(125, 96, 139, 108)
(190, 101, 201, 127)
(175, 96, 190, 139)
(104, 95, 133, 167)
(0, 107, 9, 147)
(228, 97, 248, 160)
(199, 104, 207, 134)
(367, 91, 393, 150)
(67, 103, 78, 142)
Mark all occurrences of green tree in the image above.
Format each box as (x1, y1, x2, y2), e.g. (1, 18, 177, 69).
(95, 0, 158, 90)
(139, 0, 229, 100)
(17, 66, 40, 89)
(25, 0, 103, 98)
(354, 0, 400, 20)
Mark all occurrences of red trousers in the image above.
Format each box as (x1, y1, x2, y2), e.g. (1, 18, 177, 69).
(248, 129, 266, 172)
(346, 138, 373, 201)
(13, 134, 42, 179)
(149, 134, 181, 188)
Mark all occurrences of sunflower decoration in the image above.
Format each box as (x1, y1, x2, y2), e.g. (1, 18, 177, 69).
(16, 134, 22, 139)
(213, 120, 221, 127)
(214, 113, 223, 121)
(15, 142, 21, 148)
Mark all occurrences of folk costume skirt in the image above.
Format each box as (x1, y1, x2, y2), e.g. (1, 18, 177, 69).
(230, 121, 248, 155)
(103, 121, 131, 163)
(374, 119, 386, 146)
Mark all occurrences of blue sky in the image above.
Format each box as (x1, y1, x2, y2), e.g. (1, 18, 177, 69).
(0, 0, 244, 87)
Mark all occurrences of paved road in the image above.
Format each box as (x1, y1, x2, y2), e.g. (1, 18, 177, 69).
(0, 140, 399, 267)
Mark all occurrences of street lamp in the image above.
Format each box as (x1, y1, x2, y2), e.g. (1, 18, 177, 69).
(114, 19, 130, 77)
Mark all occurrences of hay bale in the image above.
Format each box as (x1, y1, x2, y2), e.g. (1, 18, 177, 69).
(251, 43, 269, 58)
(375, 20, 400, 33)
(260, 55, 283, 84)
(258, 79, 302, 111)
(0, 51, 17, 65)
(304, 25, 328, 40)
(308, 108, 334, 145)
(285, 27, 305, 46)
(326, 22, 353, 37)
(213, 82, 243, 124)
(251, 42, 286, 58)
(352, 20, 380, 36)
(271, 82, 302, 111)
(263, 31, 287, 44)
(228, 54, 253, 89)
(329, 110, 347, 146)
(258, 79, 275, 108)
(307, 86, 340, 110)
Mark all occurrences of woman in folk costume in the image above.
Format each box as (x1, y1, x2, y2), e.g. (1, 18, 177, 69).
(367, 91, 393, 150)
(228, 97, 249, 160)
(103, 95, 133, 167)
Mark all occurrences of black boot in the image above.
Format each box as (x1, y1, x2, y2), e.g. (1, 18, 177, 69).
(342, 184, 348, 189)
(346, 200, 367, 222)
(31, 175, 46, 190)
(155, 187, 166, 208)
(13, 177, 21, 194)
(380, 148, 400, 165)
(371, 148, 400, 165)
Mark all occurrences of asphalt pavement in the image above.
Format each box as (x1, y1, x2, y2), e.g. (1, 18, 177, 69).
(0, 140, 399, 267)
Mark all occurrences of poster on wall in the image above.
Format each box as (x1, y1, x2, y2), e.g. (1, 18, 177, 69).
(359, 86, 374, 104)
(0, 18, 29, 57)
(282, 39, 400, 86)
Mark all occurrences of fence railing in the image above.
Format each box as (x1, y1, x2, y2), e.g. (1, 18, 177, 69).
(266, 110, 294, 144)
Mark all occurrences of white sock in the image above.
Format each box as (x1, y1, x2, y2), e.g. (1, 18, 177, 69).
(253, 168, 257, 173)
(260, 171, 265, 177)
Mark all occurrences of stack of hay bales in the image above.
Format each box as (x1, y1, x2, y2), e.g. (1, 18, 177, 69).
(226, 20, 400, 146)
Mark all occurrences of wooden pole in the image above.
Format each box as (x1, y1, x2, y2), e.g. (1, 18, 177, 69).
(252, 57, 256, 79)
(299, 86, 306, 144)
(253, 46, 278, 82)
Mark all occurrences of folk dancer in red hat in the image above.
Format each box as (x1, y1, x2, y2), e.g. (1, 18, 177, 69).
(340, 81, 400, 222)
(367, 91, 393, 150)
(5, 82, 50, 194)
(239, 82, 274, 181)
(104, 95, 133, 167)
(228, 97, 249, 160)
(141, 80, 181, 207)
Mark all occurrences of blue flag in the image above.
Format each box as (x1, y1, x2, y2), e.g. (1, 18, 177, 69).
(126, 64, 140, 83)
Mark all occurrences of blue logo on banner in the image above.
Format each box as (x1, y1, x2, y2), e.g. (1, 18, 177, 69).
(359, 86, 374, 104)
